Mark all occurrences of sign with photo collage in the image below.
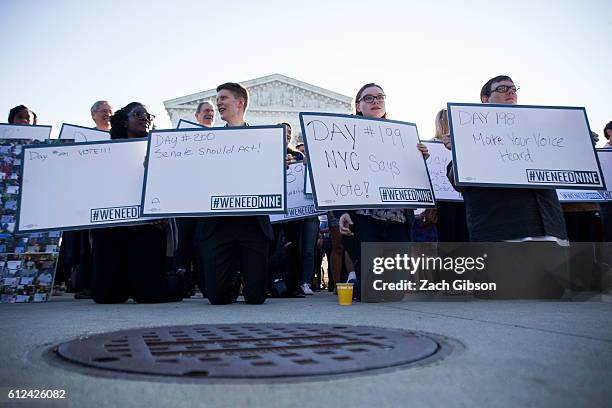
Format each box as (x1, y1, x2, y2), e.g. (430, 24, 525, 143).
(0, 130, 63, 303)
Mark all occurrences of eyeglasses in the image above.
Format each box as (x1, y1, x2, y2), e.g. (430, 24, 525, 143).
(95, 109, 112, 115)
(130, 111, 155, 121)
(490, 85, 519, 94)
(359, 94, 386, 103)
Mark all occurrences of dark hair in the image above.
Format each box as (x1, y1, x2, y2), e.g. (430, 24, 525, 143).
(196, 101, 214, 113)
(480, 75, 513, 99)
(8, 105, 38, 125)
(604, 121, 612, 140)
(279, 122, 292, 130)
(354, 83, 387, 118)
(110, 102, 145, 140)
(216, 82, 249, 110)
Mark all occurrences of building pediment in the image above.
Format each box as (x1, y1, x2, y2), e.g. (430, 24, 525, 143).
(164, 74, 352, 113)
(163, 74, 353, 142)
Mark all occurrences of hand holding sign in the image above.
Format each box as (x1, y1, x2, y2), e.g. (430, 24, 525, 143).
(300, 112, 435, 210)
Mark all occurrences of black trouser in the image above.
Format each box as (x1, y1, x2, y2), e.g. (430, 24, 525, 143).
(57, 230, 92, 290)
(601, 202, 612, 242)
(175, 217, 200, 293)
(198, 217, 269, 305)
(436, 201, 470, 242)
(91, 224, 183, 304)
(343, 214, 413, 278)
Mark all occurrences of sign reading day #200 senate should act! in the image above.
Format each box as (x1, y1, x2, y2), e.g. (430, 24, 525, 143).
(448, 103, 605, 190)
(141, 126, 286, 217)
(300, 113, 435, 210)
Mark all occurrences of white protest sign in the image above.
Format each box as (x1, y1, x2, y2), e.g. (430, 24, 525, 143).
(176, 119, 205, 129)
(17, 139, 152, 232)
(300, 112, 435, 210)
(58, 123, 110, 142)
(0, 123, 51, 141)
(448, 103, 605, 189)
(556, 190, 605, 202)
(270, 162, 324, 223)
(141, 126, 286, 216)
(422, 140, 462, 201)
(304, 165, 313, 196)
(597, 149, 612, 200)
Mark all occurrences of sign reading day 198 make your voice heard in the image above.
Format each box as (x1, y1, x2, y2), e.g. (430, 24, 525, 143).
(141, 126, 286, 216)
(448, 103, 605, 189)
(300, 113, 435, 210)
(421, 139, 607, 202)
(17, 139, 152, 233)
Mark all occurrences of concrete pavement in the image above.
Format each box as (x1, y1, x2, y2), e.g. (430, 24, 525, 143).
(1, 293, 611, 407)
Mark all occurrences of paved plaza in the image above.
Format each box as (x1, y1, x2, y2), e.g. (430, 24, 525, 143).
(1, 293, 611, 407)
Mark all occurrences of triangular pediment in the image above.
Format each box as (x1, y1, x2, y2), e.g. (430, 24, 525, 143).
(163, 73, 352, 112)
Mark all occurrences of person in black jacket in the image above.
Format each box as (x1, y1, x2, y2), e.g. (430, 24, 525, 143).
(196, 83, 273, 305)
(445, 76, 567, 242)
(90, 102, 183, 304)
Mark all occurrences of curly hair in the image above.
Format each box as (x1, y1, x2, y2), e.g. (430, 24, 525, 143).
(110, 102, 145, 139)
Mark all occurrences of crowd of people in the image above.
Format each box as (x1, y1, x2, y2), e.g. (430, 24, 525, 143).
(6, 74, 612, 304)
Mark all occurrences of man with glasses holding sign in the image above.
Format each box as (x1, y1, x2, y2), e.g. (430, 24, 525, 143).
(445, 75, 567, 243)
(445, 75, 569, 298)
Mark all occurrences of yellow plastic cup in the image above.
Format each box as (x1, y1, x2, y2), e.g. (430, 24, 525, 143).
(336, 283, 354, 306)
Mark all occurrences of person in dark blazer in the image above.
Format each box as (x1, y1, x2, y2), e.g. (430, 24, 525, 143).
(196, 82, 273, 305)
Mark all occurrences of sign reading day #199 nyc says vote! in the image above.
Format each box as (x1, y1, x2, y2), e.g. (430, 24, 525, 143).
(448, 103, 605, 189)
(300, 113, 435, 210)
(141, 126, 287, 216)
(17, 139, 152, 233)
(269, 162, 323, 223)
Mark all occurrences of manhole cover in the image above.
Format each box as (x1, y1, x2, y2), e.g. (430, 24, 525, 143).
(55, 324, 449, 379)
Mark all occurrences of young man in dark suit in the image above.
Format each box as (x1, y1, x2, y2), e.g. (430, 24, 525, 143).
(197, 82, 274, 304)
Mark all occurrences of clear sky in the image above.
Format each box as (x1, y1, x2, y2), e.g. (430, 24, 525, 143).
(1, 0, 610, 145)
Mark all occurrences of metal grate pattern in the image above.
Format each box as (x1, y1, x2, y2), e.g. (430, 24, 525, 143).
(56, 324, 444, 378)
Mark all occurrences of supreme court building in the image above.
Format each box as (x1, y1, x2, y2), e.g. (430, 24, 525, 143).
(163, 74, 352, 144)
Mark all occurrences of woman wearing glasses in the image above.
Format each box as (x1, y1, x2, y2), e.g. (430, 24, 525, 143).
(90, 102, 184, 304)
(337, 84, 429, 298)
